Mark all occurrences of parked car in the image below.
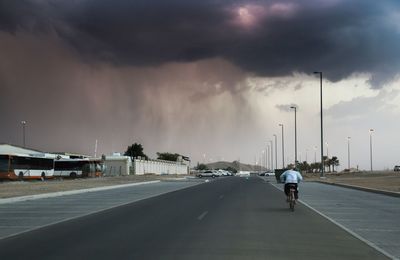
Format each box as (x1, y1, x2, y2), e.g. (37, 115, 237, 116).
(394, 165, 400, 171)
(237, 171, 250, 177)
(197, 170, 218, 178)
(258, 171, 275, 176)
(218, 169, 231, 176)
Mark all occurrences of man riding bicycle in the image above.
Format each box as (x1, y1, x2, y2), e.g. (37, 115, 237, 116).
(280, 166, 303, 201)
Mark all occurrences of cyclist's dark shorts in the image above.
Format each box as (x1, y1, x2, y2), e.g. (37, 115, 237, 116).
(284, 183, 299, 199)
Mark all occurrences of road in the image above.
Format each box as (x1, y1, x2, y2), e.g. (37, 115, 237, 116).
(0, 176, 391, 259)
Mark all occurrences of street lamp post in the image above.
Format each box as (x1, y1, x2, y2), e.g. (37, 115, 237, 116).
(21, 121, 27, 148)
(314, 146, 317, 164)
(314, 71, 324, 177)
(263, 147, 267, 172)
(269, 140, 273, 172)
(369, 129, 374, 172)
(273, 134, 278, 171)
(290, 106, 297, 166)
(326, 142, 329, 158)
(262, 150, 265, 171)
(279, 124, 285, 168)
(306, 149, 309, 163)
(347, 137, 351, 170)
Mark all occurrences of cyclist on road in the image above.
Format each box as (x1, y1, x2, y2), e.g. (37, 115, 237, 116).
(280, 166, 303, 201)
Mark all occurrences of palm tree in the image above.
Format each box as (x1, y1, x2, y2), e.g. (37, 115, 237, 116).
(330, 156, 340, 172)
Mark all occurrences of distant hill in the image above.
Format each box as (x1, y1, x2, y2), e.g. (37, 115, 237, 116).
(205, 161, 266, 172)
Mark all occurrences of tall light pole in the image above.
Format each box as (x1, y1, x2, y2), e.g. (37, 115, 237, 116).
(314, 146, 317, 164)
(260, 150, 265, 169)
(314, 71, 324, 177)
(279, 124, 285, 168)
(290, 106, 297, 166)
(347, 137, 351, 170)
(369, 129, 374, 172)
(306, 149, 309, 163)
(326, 142, 329, 158)
(21, 120, 27, 148)
(273, 134, 278, 171)
(269, 140, 273, 171)
(265, 147, 268, 170)
(265, 144, 271, 170)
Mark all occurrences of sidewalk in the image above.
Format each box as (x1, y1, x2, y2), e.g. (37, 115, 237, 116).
(314, 180, 400, 198)
(269, 179, 400, 259)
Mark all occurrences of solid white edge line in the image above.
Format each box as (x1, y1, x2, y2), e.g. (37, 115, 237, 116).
(268, 182, 398, 260)
(0, 180, 161, 205)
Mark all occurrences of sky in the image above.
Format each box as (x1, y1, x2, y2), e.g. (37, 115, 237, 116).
(1, 0, 400, 170)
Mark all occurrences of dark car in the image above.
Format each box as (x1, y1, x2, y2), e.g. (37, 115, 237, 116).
(394, 166, 400, 171)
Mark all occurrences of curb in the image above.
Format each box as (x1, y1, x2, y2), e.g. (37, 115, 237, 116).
(0, 180, 161, 205)
(315, 181, 400, 198)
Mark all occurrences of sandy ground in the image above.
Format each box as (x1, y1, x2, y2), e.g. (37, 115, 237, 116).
(0, 175, 190, 199)
(304, 171, 400, 193)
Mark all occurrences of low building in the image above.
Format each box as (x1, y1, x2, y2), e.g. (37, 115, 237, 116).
(103, 155, 132, 176)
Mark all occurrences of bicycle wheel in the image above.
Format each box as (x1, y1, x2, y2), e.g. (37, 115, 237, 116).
(289, 189, 295, 211)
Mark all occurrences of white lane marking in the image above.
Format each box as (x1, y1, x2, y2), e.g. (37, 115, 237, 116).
(356, 228, 400, 232)
(219, 195, 224, 200)
(197, 211, 208, 221)
(268, 182, 398, 260)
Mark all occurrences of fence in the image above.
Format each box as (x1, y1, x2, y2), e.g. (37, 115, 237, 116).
(133, 159, 188, 175)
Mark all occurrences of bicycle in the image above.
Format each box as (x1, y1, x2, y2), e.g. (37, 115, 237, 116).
(287, 184, 296, 211)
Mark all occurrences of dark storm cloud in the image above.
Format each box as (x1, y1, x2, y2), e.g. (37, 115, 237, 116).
(1, 0, 400, 86)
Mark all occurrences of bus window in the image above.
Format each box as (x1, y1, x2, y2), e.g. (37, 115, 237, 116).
(0, 155, 9, 172)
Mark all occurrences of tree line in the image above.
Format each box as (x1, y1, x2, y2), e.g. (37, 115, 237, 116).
(124, 143, 187, 162)
(295, 156, 340, 173)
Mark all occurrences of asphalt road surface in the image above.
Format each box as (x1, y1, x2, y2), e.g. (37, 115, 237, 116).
(0, 176, 390, 260)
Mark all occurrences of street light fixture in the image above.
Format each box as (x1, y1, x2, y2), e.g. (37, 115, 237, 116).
(314, 71, 324, 177)
(21, 121, 27, 148)
(279, 124, 285, 168)
(369, 129, 374, 172)
(290, 106, 297, 166)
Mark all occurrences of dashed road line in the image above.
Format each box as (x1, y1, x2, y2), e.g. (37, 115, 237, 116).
(197, 211, 208, 221)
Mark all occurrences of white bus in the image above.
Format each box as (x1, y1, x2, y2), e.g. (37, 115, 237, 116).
(54, 159, 103, 178)
(0, 154, 54, 180)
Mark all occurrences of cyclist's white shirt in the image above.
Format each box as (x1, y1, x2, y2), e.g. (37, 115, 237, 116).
(280, 170, 303, 184)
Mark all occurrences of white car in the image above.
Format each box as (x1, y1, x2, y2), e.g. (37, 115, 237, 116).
(218, 170, 230, 176)
(197, 170, 218, 178)
(237, 171, 250, 177)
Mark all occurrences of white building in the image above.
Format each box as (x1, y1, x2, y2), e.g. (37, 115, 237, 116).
(103, 154, 189, 176)
(103, 155, 132, 176)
